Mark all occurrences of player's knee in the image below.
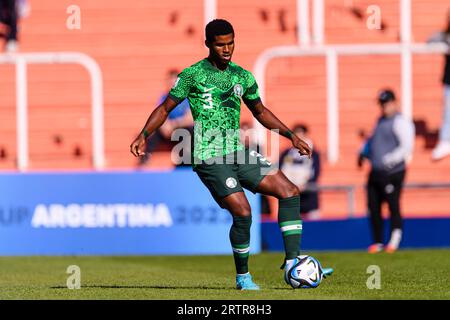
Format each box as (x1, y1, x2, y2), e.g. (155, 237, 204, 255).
(232, 203, 252, 217)
(237, 207, 252, 217)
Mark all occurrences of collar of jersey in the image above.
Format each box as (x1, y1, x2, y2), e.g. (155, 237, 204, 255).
(204, 58, 233, 72)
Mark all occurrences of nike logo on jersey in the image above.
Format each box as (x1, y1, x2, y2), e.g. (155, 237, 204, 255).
(203, 86, 216, 92)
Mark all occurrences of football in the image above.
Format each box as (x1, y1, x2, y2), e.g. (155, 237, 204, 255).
(286, 255, 324, 289)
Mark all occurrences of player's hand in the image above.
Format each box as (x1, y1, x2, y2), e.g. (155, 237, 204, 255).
(292, 135, 312, 158)
(357, 154, 364, 169)
(130, 134, 147, 157)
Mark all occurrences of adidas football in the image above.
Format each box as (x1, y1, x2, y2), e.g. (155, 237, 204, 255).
(286, 255, 323, 289)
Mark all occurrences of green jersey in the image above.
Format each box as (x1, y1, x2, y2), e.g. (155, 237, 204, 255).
(168, 58, 261, 162)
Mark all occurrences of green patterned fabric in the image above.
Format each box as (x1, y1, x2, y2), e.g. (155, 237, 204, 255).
(168, 58, 261, 162)
(229, 215, 252, 274)
(278, 195, 302, 260)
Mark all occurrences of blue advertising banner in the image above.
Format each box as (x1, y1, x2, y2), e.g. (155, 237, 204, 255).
(0, 170, 261, 255)
(262, 218, 450, 251)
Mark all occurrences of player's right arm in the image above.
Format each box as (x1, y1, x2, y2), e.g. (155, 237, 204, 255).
(130, 96, 179, 157)
(357, 138, 372, 168)
(130, 68, 193, 157)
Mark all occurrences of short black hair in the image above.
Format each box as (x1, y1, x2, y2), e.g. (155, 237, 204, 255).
(377, 89, 396, 105)
(205, 19, 234, 43)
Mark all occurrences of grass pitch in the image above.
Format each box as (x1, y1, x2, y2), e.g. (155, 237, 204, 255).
(0, 249, 449, 300)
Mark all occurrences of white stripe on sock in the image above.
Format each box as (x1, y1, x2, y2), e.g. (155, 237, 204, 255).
(280, 224, 302, 233)
(233, 247, 250, 254)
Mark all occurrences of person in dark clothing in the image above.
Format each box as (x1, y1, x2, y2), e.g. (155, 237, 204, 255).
(0, 0, 18, 52)
(428, 9, 450, 161)
(358, 89, 415, 254)
(138, 69, 193, 167)
(280, 124, 321, 220)
(239, 121, 270, 215)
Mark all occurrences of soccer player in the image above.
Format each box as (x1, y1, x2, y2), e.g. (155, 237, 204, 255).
(358, 89, 415, 253)
(130, 19, 331, 290)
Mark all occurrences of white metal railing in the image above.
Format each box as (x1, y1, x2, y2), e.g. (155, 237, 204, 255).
(2, 1, 448, 170)
(298, 0, 311, 46)
(2, 0, 217, 172)
(292, 182, 450, 219)
(204, 0, 216, 27)
(0, 52, 104, 171)
(297, 0, 325, 46)
(254, 0, 449, 164)
(303, 183, 356, 218)
(253, 43, 448, 164)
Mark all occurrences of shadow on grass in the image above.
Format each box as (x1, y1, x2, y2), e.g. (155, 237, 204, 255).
(50, 285, 231, 290)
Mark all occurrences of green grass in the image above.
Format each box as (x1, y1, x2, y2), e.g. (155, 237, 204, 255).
(0, 249, 449, 299)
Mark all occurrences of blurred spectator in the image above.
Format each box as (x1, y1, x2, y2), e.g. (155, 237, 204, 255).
(0, 0, 24, 52)
(358, 89, 415, 254)
(240, 121, 270, 215)
(240, 121, 262, 153)
(428, 9, 450, 161)
(279, 124, 321, 220)
(138, 69, 193, 167)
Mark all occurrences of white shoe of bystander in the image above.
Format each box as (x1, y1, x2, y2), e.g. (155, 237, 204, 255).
(431, 141, 450, 161)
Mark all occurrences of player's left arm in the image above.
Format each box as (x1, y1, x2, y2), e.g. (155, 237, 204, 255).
(382, 115, 415, 168)
(246, 100, 312, 158)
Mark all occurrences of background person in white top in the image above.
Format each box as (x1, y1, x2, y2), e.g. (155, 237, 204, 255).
(428, 9, 450, 161)
(279, 124, 321, 220)
(358, 89, 415, 254)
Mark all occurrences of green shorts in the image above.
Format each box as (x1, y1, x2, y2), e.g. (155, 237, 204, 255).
(193, 148, 276, 208)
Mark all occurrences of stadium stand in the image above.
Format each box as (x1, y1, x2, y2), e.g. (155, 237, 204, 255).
(0, 0, 449, 218)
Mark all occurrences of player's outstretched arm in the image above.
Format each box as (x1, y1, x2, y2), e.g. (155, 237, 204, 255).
(247, 101, 312, 158)
(130, 96, 179, 157)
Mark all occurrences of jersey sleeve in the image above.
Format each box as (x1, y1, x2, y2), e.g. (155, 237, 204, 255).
(382, 115, 415, 168)
(242, 71, 262, 108)
(168, 68, 193, 103)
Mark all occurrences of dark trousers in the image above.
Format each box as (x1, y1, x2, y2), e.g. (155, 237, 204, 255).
(139, 126, 194, 167)
(299, 190, 319, 214)
(0, 0, 17, 41)
(367, 169, 405, 244)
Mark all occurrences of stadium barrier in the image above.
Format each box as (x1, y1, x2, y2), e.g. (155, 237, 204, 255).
(262, 217, 450, 251)
(293, 182, 450, 219)
(0, 170, 261, 255)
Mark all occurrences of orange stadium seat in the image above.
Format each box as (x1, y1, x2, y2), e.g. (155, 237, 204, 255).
(0, 0, 449, 217)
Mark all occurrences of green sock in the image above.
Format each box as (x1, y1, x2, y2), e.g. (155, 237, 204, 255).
(229, 215, 252, 274)
(278, 195, 302, 260)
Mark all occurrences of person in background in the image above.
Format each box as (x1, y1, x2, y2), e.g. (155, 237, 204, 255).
(239, 121, 261, 152)
(279, 124, 321, 220)
(428, 8, 450, 161)
(358, 89, 415, 254)
(138, 68, 193, 167)
(240, 121, 270, 215)
(0, 0, 18, 52)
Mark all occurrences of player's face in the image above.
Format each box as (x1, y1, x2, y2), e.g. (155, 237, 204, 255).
(208, 33, 235, 65)
(294, 128, 306, 139)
